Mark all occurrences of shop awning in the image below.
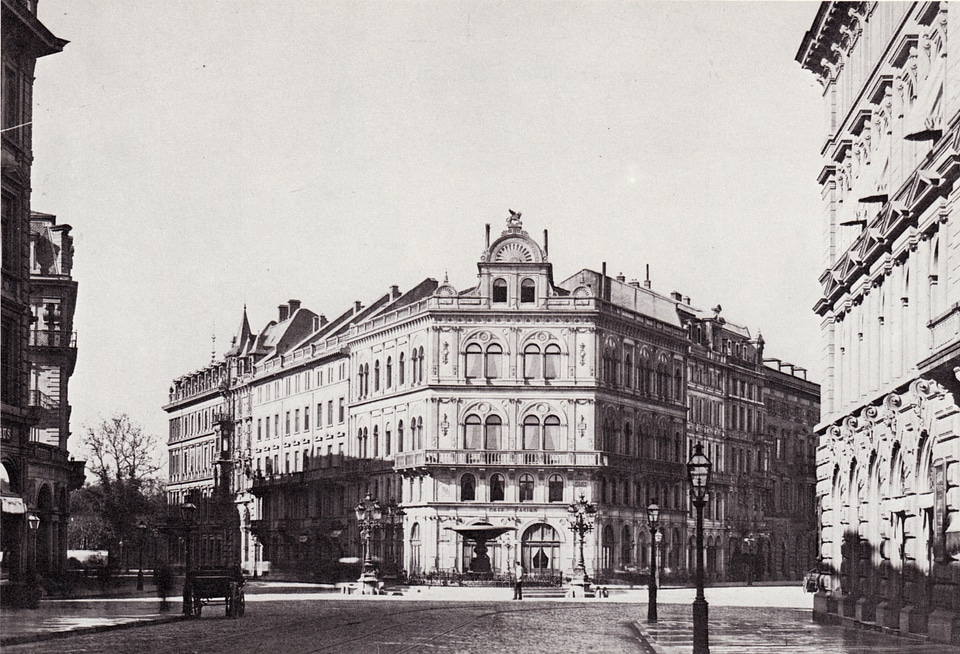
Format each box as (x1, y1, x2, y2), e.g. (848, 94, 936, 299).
(1, 496, 27, 514)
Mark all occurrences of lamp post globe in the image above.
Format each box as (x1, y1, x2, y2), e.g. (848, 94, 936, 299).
(646, 500, 660, 623)
(686, 442, 712, 654)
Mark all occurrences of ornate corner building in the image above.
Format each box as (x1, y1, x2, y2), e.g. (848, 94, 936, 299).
(1, 0, 84, 597)
(797, 1, 960, 644)
(165, 216, 820, 586)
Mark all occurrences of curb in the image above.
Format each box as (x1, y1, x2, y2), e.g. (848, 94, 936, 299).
(628, 621, 669, 654)
(0, 613, 187, 647)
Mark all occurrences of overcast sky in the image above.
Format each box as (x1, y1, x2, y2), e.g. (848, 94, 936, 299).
(31, 1, 825, 469)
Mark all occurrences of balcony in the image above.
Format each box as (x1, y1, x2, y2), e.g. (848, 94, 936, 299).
(29, 329, 77, 348)
(394, 449, 605, 470)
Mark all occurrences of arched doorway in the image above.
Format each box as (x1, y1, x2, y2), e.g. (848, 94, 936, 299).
(521, 523, 561, 576)
(601, 525, 614, 572)
(409, 522, 421, 574)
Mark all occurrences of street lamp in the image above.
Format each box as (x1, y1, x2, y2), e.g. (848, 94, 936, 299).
(137, 520, 147, 590)
(383, 501, 406, 571)
(687, 442, 712, 654)
(646, 500, 660, 623)
(179, 501, 197, 616)
(566, 493, 597, 597)
(27, 513, 40, 573)
(355, 493, 382, 594)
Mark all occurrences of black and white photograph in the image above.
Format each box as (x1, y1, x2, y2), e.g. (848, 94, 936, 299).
(1, 1, 959, 652)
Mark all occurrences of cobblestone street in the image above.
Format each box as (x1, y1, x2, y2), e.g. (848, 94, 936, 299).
(4, 585, 959, 654)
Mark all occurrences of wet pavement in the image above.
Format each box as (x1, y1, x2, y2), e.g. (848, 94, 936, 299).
(1, 582, 957, 653)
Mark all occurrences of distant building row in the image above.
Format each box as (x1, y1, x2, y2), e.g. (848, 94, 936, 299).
(164, 216, 819, 585)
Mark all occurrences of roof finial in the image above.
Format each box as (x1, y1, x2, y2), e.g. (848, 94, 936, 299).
(211, 333, 216, 363)
(507, 209, 522, 229)
(444, 270, 449, 283)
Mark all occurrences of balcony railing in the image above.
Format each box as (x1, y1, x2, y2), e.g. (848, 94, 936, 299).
(929, 303, 960, 352)
(29, 329, 77, 348)
(394, 449, 605, 469)
(28, 389, 58, 409)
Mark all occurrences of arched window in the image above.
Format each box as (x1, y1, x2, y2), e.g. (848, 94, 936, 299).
(410, 349, 418, 384)
(417, 346, 425, 383)
(397, 420, 404, 452)
(520, 278, 536, 303)
(385, 424, 391, 455)
(399, 352, 405, 385)
(521, 523, 560, 573)
(485, 343, 503, 378)
(624, 353, 633, 389)
(624, 423, 633, 456)
(523, 415, 539, 450)
(461, 474, 476, 501)
(490, 474, 505, 502)
(465, 343, 482, 379)
(484, 415, 502, 450)
(464, 415, 482, 449)
(543, 415, 561, 450)
(386, 357, 392, 388)
(544, 344, 561, 379)
(621, 525, 632, 565)
(373, 425, 379, 457)
(493, 278, 508, 303)
(374, 360, 381, 391)
(364, 363, 370, 395)
(416, 417, 424, 449)
(548, 474, 563, 502)
(523, 343, 541, 379)
(519, 474, 535, 502)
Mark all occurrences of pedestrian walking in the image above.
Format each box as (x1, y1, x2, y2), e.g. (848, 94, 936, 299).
(513, 561, 524, 600)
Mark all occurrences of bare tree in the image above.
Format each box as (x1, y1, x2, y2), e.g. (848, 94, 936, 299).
(83, 413, 160, 487)
(75, 414, 162, 570)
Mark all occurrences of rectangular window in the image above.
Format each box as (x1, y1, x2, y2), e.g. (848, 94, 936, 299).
(327, 400, 334, 426)
(274, 414, 279, 438)
(338, 398, 345, 423)
(317, 403, 322, 427)
(294, 409, 300, 433)
(304, 406, 310, 431)
(257, 419, 262, 441)
(286, 411, 291, 435)
(265, 416, 270, 440)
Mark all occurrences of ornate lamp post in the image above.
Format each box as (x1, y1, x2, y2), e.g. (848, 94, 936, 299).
(383, 501, 405, 572)
(136, 520, 147, 590)
(687, 442, 712, 654)
(646, 500, 660, 623)
(179, 501, 197, 616)
(566, 493, 597, 597)
(355, 493, 382, 594)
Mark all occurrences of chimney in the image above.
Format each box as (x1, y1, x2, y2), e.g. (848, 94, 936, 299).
(287, 299, 301, 314)
(390, 285, 400, 299)
(543, 229, 549, 256)
(601, 262, 607, 300)
(629, 279, 641, 288)
(278, 304, 289, 321)
(683, 296, 691, 305)
(644, 264, 652, 289)
(670, 291, 683, 301)
(354, 301, 363, 314)
(616, 272, 626, 282)
(485, 224, 491, 249)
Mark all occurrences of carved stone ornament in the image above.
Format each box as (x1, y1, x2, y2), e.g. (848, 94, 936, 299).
(442, 342, 449, 365)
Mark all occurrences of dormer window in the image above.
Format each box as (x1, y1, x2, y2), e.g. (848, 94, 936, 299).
(492, 278, 508, 303)
(520, 278, 536, 303)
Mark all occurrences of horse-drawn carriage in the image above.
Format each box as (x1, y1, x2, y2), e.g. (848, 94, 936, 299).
(184, 566, 245, 618)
